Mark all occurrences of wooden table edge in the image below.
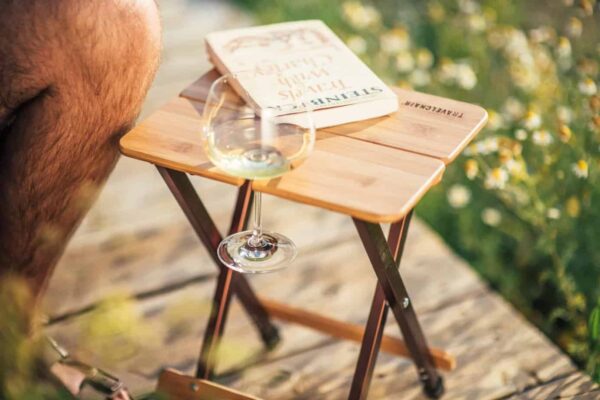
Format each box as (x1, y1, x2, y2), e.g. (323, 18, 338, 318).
(251, 162, 445, 224)
(118, 139, 245, 187)
(442, 105, 488, 164)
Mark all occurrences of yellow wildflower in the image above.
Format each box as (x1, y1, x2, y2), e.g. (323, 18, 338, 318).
(427, 1, 445, 22)
(499, 148, 512, 164)
(565, 17, 583, 38)
(558, 125, 572, 142)
(510, 141, 523, 156)
(464, 159, 479, 180)
(580, 0, 594, 15)
(590, 96, 600, 111)
(566, 196, 581, 218)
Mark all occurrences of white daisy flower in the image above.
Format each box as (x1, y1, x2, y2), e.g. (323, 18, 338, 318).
(396, 51, 415, 72)
(456, 63, 477, 90)
(515, 129, 528, 141)
(485, 168, 509, 189)
(481, 208, 502, 226)
(556, 37, 572, 58)
(547, 208, 561, 220)
(530, 26, 554, 44)
(343, 2, 381, 30)
(346, 35, 367, 55)
(409, 69, 431, 87)
(504, 159, 525, 177)
(447, 185, 471, 208)
(416, 48, 434, 69)
(572, 160, 589, 179)
(484, 137, 499, 154)
(458, 0, 480, 14)
(468, 14, 486, 32)
(523, 111, 542, 130)
(502, 97, 525, 121)
(579, 78, 598, 96)
(487, 111, 504, 131)
(380, 28, 410, 53)
(532, 130, 554, 146)
(557, 106, 573, 124)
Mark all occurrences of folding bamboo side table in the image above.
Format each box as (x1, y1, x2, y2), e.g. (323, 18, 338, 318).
(120, 69, 487, 399)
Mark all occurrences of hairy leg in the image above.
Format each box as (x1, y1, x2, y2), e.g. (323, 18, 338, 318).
(0, 0, 161, 301)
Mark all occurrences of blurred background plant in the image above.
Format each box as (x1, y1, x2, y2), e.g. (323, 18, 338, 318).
(233, 0, 600, 381)
(0, 276, 70, 399)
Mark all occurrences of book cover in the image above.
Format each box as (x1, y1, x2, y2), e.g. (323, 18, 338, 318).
(205, 20, 398, 128)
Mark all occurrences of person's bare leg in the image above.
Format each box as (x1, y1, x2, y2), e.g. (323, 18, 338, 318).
(0, 0, 161, 302)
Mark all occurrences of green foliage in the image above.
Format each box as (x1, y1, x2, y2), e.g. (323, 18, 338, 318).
(589, 303, 600, 381)
(0, 277, 70, 400)
(235, 0, 600, 379)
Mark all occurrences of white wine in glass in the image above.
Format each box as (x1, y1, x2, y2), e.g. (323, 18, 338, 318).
(202, 74, 315, 273)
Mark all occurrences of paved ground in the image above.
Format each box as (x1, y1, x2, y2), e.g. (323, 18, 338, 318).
(43, 1, 599, 398)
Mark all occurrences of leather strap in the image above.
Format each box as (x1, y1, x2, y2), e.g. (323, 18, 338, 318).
(45, 337, 133, 400)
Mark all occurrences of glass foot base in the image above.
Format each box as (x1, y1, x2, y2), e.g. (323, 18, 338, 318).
(217, 230, 297, 274)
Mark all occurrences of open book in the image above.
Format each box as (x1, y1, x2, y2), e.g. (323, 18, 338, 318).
(205, 20, 398, 128)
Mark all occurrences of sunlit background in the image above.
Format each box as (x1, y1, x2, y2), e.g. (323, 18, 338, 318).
(232, 0, 600, 381)
(1, 0, 599, 398)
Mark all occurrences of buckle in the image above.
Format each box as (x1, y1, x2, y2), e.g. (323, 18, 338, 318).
(61, 359, 125, 396)
(46, 336, 128, 399)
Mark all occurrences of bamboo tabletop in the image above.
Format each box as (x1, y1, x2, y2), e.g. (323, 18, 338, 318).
(180, 70, 489, 165)
(120, 69, 487, 223)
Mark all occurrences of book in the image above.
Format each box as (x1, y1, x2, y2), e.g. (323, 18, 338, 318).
(205, 20, 398, 128)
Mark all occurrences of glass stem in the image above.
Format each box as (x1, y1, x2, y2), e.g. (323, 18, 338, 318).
(249, 191, 263, 247)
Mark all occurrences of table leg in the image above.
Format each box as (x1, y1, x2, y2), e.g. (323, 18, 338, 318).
(353, 218, 444, 399)
(196, 181, 253, 379)
(157, 167, 280, 363)
(349, 212, 412, 400)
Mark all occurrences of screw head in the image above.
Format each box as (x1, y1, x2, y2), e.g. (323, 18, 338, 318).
(402, 297, 410, 309)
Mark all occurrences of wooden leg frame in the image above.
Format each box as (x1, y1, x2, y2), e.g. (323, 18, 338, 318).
(157, 167, 454, 399)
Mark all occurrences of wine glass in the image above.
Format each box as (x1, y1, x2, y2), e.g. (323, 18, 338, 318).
(202, 74, 315, 273)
